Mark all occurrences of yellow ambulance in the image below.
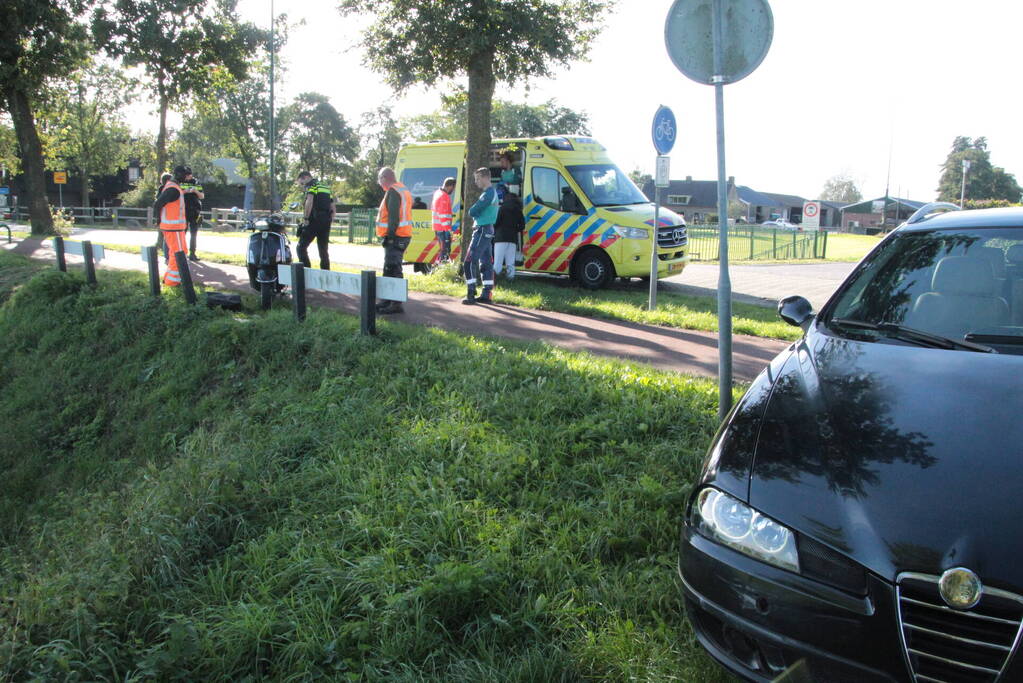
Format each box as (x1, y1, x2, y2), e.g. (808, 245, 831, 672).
(394, 136, 688, 289)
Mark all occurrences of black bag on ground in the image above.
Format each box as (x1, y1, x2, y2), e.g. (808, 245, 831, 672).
(206, 292, 242, 311)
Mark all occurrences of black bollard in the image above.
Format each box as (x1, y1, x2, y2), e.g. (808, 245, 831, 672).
(82, 241, 97, 285)
(54, 236, 66, 272)
(291, 263, 306, 322)
(143, 246, 161, 296)
(174, 251, 197, 305)
(360, 270, 376, 336)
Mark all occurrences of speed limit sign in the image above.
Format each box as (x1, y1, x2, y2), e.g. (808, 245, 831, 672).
(802, 200, 821, 229)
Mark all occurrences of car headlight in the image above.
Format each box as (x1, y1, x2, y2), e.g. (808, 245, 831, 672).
(613, 225, 649, 239)
(693, 487, 799, 572)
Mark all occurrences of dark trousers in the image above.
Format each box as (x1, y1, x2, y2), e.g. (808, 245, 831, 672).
(466, 225, 495, 290)
(434, 230, 452, 261)
(297, 221, 330, 270)
(188, 217, 200, 256)
(381, 235, 411, 302)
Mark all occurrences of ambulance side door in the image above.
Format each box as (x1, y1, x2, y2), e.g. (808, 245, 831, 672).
(522, 163, 589, 274)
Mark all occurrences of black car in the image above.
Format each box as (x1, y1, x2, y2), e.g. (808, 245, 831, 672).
(680, 206, 1023, 682)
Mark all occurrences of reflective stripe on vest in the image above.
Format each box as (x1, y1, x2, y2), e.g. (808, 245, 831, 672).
(432, 188, 453, 231)
(159, 181, 186, 228)
(376, 181, 414, 237)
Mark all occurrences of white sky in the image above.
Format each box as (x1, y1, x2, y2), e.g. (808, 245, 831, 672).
(209, 0, 1023, 202)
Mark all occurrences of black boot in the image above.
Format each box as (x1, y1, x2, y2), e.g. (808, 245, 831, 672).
(476, 286, 493, 304)
(462, 285, 477, 305)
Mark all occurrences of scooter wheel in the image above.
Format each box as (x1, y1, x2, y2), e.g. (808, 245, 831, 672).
(261, 281, 274, 310)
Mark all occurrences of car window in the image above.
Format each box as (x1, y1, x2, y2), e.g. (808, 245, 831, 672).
(565, 164, 648, 207)
(531, 167, 585, 214)
(827, 227, 1023, 352)
(400, 167, 458, 210)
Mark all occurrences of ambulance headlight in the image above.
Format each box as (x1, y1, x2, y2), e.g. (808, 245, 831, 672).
(613, 226, 649, 239)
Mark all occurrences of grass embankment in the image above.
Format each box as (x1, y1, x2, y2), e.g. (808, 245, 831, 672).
(93, 240, 800, 341)
(0, 250, 733, 681)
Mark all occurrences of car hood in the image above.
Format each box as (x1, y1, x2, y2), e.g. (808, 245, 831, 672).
(748, 326, 1023, 587)
(593, 204, 684, 229)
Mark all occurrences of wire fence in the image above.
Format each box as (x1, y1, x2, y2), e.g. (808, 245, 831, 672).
(686, 224, 828, 261)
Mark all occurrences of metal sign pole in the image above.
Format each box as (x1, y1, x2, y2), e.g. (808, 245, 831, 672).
(269, 0, 277, 212)
(649, 184, 660, 309)
(712, 0, 733, 421)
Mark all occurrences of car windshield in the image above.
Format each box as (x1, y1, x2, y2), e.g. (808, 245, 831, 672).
(826, 226, 1023, 354)
(566, 164, 649, 207)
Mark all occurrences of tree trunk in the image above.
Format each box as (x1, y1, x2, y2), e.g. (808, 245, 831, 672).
(460, 55, 495, 257)
(80, 166, 90, 209)
(155, 77, 169, 178)
(5, 87, 53, 235)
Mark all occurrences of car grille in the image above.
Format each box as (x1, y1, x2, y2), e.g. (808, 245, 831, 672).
(897, 573, 1023, 683)
(657, 225, 687, 249)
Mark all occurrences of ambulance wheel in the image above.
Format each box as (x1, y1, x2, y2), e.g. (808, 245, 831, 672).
(413, 262, 433, 274)
(573, 249, 614, 290)
(261, 281, 273, 310)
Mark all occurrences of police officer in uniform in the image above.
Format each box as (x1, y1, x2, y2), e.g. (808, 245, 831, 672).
(180, 167, 204, 261)
(295, 171, 335, 270)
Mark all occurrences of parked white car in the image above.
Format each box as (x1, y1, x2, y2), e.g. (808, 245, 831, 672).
(762, 218, 800, 230)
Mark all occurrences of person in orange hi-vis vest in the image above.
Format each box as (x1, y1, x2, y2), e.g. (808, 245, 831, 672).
(375, 166, 413, 314)
(431, 176, 456, 262)
(154, 165, 190, 287)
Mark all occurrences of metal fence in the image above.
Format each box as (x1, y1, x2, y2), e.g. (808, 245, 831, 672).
(686, 224, 828, 261)
(8, 205, 367, 240)
(347, 208, 377, 244)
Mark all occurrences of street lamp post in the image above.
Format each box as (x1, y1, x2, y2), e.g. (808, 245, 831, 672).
(960, 159, 971, 208)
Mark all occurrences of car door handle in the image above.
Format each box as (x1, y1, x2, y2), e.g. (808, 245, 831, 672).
(528, 215, 541, 220)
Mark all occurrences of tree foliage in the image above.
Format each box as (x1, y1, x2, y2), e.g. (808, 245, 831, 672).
(92, 0, 267, 176)
(0, 121, 20, 177)
(936, 136, 1021, 203)
(338, 0, 614, 249)
(0, 0, 90, 233)
(42, 62, 136, 207)
(280, 93, 359, 183)
(339, 106, 403, 207)
(820, 173, 862, 204)
(403, 92, 591, 141)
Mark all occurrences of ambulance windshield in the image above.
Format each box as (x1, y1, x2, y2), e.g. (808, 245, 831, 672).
(566, 164, 649, 207)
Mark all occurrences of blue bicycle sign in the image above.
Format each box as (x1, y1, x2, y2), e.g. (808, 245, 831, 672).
(652, 105, 677, 155)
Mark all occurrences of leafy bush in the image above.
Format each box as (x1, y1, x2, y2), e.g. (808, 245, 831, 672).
(50, 206, 75, 236)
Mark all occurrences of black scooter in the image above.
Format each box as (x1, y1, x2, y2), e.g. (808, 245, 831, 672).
(244, 212, 293, 310)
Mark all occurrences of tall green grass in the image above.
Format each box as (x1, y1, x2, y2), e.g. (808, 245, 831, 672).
(0, 251, 734, 680)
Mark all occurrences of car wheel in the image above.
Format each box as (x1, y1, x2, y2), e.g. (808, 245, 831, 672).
(573, 249, 614, 290)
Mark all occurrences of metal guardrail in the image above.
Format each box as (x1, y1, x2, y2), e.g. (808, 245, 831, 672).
(686, 224, 828, 261)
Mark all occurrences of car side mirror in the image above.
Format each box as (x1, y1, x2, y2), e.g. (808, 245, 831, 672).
(778, 295, 814, 330)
